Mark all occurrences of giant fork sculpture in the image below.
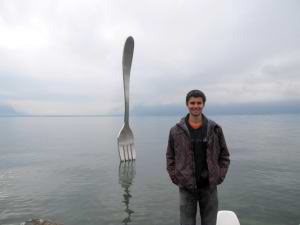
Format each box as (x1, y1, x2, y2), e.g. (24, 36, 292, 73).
(117, 36, 136, 161)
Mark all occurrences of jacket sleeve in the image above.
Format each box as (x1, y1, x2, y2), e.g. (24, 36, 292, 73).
(217, 126, 230, 181)
(166, 129, 178, 185)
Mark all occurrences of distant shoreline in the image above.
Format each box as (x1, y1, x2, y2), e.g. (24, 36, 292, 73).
(1, 112, 300, 117)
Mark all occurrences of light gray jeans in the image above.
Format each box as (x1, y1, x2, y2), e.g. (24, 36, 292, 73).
(179, 186, 218, 225)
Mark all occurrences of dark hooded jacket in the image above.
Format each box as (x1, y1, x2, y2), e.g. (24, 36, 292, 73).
(166, 114, 230, 190)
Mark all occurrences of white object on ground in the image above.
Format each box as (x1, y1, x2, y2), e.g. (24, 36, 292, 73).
(217, 210, 240, 225)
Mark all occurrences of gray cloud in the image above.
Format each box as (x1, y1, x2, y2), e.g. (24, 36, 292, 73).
(0, 0, 299, 115)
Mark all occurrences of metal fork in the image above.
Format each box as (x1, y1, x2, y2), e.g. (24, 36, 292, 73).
(117, 36, 136, 161)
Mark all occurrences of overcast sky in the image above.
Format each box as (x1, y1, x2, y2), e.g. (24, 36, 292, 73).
(0, 0, 299, 115)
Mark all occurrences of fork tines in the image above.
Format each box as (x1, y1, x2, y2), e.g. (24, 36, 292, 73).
(118, 142, 136, 161)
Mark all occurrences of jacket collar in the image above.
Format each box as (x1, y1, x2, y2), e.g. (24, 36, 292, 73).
(177, 113, 216, 137)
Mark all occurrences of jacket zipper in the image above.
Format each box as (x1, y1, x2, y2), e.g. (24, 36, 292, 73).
(182, 125, 197, 189)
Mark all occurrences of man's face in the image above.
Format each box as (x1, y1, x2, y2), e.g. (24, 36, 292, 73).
(186, 97, 204, 117)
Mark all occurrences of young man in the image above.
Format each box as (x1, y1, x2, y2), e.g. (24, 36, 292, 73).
(166, 89, 230, 225)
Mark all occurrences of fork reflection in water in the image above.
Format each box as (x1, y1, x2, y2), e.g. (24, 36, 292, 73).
(119, 161, 136, 225)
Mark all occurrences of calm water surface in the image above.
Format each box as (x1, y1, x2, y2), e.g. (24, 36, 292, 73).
(0, 114, 299, 225)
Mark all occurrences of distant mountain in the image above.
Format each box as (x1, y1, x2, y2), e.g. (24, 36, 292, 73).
(0, 104, 22, 116)
(132, 101, 300, 116)
(1, 101, 299, 117)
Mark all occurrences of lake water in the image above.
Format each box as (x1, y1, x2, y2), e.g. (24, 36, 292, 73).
(0, 114, 299, 225)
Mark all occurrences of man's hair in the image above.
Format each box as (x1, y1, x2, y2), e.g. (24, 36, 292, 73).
(186, 89, 206, 104)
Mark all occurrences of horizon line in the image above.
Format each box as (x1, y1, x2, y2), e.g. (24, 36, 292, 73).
(1, 111, 300, 117)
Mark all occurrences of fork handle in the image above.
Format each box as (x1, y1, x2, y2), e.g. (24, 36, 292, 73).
(123, 71, 130, 125)
(122, 37, 134, 125)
